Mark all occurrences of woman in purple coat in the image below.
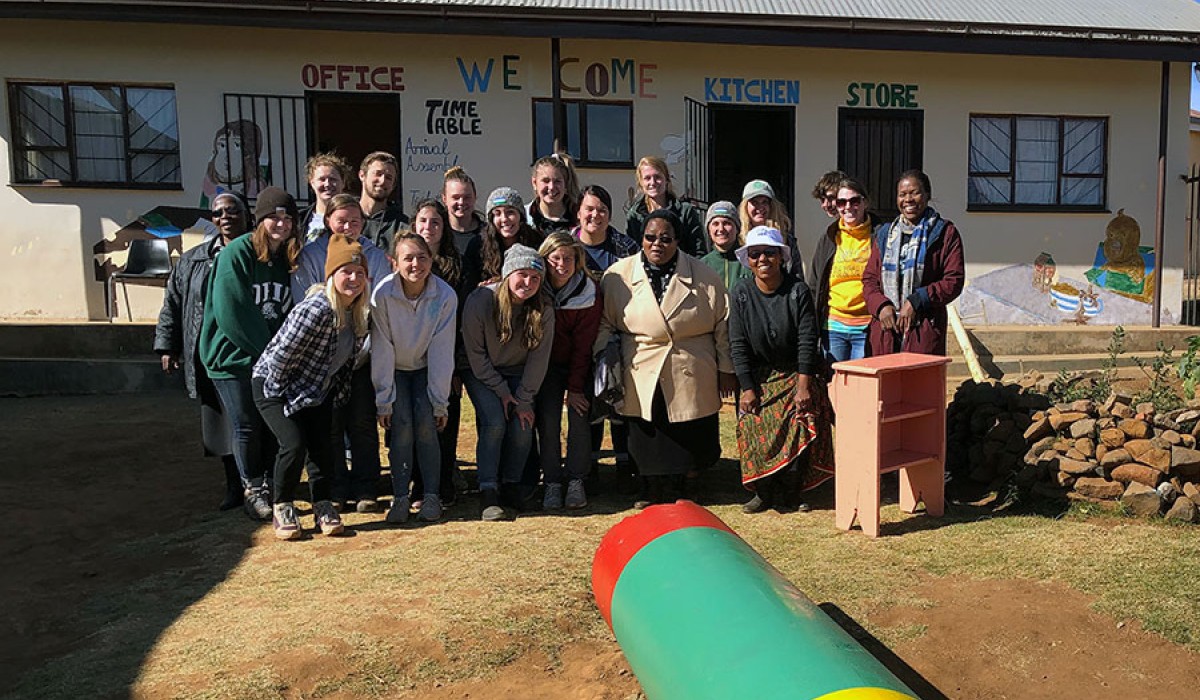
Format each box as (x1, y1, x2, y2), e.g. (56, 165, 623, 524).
(862, 170, 965, 356)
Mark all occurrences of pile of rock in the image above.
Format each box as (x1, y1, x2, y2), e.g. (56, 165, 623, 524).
(1019, 396, 1200, 522)
(945, 380, 1049, 488)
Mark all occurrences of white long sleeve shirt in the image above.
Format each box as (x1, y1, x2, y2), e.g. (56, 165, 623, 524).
(369, 273, 458, 417)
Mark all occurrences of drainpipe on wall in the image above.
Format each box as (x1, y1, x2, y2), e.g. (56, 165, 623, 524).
(1152, 61, 1169, 328)
(551, 37, 565, 154)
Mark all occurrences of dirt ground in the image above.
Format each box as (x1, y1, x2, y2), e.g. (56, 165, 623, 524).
(3, 392, 1199, 700)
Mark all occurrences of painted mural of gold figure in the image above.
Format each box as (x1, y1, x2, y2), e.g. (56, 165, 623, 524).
(1085, 208, 1155, 303)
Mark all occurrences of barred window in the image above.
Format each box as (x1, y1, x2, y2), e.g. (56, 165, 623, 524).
(968, 115, 1107, 211)
(9, 81, 181, 187)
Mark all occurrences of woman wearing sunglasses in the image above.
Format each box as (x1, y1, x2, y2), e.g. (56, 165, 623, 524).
(807, 177, 881, 365)
(594, 209, 736, 508)
(155, 192, 251, 511)
(730, 226, 833, 513)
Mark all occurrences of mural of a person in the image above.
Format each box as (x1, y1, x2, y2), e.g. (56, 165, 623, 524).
(201, 119, 268, 208)
(1085, 208, 1154, 303)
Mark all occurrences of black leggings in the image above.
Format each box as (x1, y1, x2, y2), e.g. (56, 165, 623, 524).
(252, 378, 335, 504)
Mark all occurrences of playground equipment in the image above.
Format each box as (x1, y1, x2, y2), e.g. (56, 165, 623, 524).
(592, 501, 920, 700)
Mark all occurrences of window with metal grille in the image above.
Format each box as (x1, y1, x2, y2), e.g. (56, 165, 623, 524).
(531, 98, 632, 168)
(968, 114, 1107, 211)
(8, 81, 180, 187)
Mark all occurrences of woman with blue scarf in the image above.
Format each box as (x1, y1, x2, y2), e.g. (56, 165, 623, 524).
(862, 170, 965, 356)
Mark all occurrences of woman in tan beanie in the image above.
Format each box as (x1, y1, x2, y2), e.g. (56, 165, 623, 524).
(251, 234, 370, 540)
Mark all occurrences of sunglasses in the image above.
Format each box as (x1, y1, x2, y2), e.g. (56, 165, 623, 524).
(835, 196, 864, 208)
(747, 247, 781, 260)
(643, 234, 676, 245)
(211, 207, 240, 218)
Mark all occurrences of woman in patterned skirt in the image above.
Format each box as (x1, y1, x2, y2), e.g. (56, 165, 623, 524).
(729, 226, 834, 513)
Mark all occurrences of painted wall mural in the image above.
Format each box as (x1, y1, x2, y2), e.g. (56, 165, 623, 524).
(201, 119, 268, 208)
(955, 209, 1175, 325)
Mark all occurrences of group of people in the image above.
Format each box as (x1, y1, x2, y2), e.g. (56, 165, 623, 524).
(155, 147, 964, 540)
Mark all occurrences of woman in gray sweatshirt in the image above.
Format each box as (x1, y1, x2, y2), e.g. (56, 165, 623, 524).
(461, 244, 556, 521)
(371, 233, 458, 525)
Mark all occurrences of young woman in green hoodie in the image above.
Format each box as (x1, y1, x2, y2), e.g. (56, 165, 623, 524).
(200, 187, 301, 521)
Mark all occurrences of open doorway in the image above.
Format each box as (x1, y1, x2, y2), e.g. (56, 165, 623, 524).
(306, 92, 402, 198)
(708, 105, 795, 213)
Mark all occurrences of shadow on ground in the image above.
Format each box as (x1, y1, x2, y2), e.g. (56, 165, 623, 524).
(0, 392, 255, 699)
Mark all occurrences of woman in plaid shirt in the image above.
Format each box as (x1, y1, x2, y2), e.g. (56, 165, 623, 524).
(252, 234, 369, 540)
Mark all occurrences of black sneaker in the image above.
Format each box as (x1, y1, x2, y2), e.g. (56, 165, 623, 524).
(741, 494, 770, 514)
(244, 484, 272, 521)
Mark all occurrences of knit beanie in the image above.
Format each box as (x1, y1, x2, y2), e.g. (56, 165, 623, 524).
(501, 244, 544, 279)
(253, 187, 300, 226)
(325, 233, 366, 280)
(486, 187, 524, 217)
(705, 200, 740, 229)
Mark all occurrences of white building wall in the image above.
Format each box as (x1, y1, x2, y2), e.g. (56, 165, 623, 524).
(0, 20, 1189, 324)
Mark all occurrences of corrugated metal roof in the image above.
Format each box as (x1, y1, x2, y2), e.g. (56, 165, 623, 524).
(342, 0, 1200, 37)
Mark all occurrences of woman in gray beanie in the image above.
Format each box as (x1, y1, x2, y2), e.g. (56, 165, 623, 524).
(460, 244, 556, 521)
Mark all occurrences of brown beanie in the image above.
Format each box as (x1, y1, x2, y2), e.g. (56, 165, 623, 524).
(325, 233, 366, 280)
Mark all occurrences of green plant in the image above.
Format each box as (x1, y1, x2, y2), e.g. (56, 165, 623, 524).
(1176, 334, 1200, 399)
(1134, 340, 1183, 413)
(1044, 326, 1125, 405)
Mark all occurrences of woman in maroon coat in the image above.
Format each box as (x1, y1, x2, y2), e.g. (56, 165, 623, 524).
(535, 232, 603, 510)
(862, 170, 965, 356)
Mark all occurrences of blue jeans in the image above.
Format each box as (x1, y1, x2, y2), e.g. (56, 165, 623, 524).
(464, 372, 534, 492)
(388, 368, 441, 499)
(825, 328, 867, 364)
(212, 375, 276, 488)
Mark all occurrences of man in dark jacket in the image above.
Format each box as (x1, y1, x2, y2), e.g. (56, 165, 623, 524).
(154, 192, 251, 510)
(357, 151, 409, 254)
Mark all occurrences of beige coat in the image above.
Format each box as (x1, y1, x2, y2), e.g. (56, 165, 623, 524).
(594, 253, 734, 423)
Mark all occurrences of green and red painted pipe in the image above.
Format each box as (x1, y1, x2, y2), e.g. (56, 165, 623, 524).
(592, 500, 920, 700)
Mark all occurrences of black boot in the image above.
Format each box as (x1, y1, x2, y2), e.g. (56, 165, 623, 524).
(220, 457, 244, 511)
(742, 477, 775, 514)
(661, 474, 686, 504)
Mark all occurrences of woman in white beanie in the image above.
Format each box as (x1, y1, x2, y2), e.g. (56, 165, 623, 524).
(461, 244, 556, 521)
(729, 226, 833, 514)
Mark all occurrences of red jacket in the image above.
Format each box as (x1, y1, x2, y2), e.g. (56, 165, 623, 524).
(862, 217, 965, 356)
(549, 277, 603, 394)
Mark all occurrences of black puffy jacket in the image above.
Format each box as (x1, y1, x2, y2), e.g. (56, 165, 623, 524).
(154, 235, 228, 399)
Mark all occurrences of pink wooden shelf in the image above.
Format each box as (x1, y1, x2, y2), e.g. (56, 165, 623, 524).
(880, 402, 940, 424)
(832, 352, 948, 537)
(880, 448, 939, 474)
